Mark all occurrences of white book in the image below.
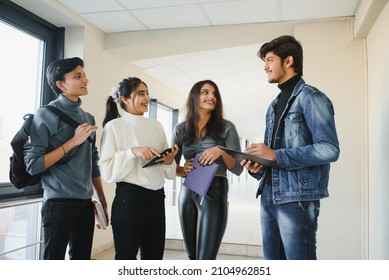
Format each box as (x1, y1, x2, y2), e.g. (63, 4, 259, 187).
(92, 198, 108, 230)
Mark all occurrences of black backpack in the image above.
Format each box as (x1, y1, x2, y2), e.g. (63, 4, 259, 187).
(9, 105, 89, 189)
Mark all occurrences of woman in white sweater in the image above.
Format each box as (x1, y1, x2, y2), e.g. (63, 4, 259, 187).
(99, 77, 178, 260)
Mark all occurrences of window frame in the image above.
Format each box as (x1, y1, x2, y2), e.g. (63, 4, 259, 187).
(0, 0, 64, 202)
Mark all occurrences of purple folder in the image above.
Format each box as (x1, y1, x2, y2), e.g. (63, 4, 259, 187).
(183, 153, 219, 197)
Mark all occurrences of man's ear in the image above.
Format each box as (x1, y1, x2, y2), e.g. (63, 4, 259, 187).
(55, 80, 64, 90)
(285, 55, 294, 68)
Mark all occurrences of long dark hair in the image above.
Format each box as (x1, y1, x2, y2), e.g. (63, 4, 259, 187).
(102, 77, 147, 127)
(183, 80, 225, 145)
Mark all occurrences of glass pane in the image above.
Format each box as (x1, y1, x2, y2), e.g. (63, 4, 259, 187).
(157, 104, 173, 140)
(156, 105, 175, 205)
(0, 20, 43, 183)
(0, 202, 41, 260)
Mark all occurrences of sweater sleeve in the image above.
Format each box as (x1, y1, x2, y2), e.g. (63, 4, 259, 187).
(171, 123, 183, 165)
(224, 121, 244, 176)
(99, 123, 136, 183)
(24, 108, 51, 175)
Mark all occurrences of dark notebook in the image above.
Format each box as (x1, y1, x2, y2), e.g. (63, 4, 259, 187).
(183, 153, 219, 197)
(142, 148, 172, 168)
(219, 146, 277, 167)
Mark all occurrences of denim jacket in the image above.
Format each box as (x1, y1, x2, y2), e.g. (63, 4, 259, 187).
(251, 78, 340, 204)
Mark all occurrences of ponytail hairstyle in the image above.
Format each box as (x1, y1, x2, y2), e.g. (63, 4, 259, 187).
(102, 77, 147, 127)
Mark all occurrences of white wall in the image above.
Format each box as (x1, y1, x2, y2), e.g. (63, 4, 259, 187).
(366, 1, 389, 259)
(295, 20, 367, 259)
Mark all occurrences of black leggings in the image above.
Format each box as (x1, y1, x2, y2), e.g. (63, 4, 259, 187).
(178, 176, 228, 260)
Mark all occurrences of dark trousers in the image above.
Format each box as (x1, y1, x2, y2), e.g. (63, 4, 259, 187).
(178, 176, 228, 260)
(111, 182, 166, 260)
(41, 198, 95, 260)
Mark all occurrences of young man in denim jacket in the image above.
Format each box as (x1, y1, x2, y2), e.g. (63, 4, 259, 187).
(242, 35, 340, 260)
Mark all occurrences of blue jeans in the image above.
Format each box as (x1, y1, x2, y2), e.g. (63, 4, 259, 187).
(260, 184, 320, 260)
(41, 198, 94, 260)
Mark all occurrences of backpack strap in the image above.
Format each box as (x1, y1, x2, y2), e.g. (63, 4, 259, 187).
(43, 105, 93, 143)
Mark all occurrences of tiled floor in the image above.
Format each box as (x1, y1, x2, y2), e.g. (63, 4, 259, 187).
(93, 175, 263, 260)
(92, 246, 261, 260)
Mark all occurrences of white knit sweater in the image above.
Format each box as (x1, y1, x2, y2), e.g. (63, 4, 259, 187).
(99, 111, 176, 190)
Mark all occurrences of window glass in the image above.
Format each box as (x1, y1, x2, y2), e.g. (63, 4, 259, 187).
(157, 104, 173, 145)
(0, 201, 41, 259)
(0, 21, 43, 183)
(156, 104, 177, 205)
(0, 0, 64, 260)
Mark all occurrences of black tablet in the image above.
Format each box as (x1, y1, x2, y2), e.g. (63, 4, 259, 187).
(142, 148, 172, 168)
(219, 146, 277, 167)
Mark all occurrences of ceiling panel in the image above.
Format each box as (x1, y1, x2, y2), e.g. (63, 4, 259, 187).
(203, 0, 280, 25)
(58, 0, 123, 13)
(118, 0, 196, 10)
(82, 11, 147, 33)
(280, 0, 359, 20)
(160, 74, 194, 89)
(186, 64, 234, 81)
(173, 51, 226, 73)
(143, 63, 182, 79)
(132, 5, 210, 30)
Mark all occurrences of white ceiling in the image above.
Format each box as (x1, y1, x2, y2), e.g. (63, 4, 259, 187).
(57, 0, 360, 33)
(26, 0, 361, 141)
